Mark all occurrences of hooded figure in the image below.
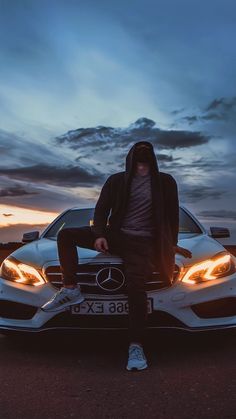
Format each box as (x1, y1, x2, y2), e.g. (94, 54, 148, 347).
(91, 140, 179, 286)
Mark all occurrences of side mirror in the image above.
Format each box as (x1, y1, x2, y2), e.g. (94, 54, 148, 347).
(22, 231, 40, 243)
(209, 226, 230, 238)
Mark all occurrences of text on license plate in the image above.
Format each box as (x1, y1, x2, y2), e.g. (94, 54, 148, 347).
(71, 298, 153, 315)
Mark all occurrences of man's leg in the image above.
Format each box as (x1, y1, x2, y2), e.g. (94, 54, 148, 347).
(57, 226, 96, 286)
(121, 234, 154, 347)
(103, 229, 154, 347)
(117, 233, 155, 370)
(41, 226, 96, 311)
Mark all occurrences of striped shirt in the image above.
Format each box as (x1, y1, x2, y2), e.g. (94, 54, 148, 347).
(120, 172, 156, 237)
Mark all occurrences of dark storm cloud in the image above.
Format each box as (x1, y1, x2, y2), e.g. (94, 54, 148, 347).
(0, 185, 39, 197)
(55, 117, 210, 152)
(179, 96, 236, 125)
(205, 97, 236, 112)
(156, 129, 209, 149)
(0, 178, 96, 212)
(0, 128, 105, 188)
(156, 154, 176, 162)
(201, 96, 236, 121)
(0, 164, 105, 187)
(179, 185, 226, 203)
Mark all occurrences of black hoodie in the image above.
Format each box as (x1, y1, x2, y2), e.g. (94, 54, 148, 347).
(91, 141, 179, 285)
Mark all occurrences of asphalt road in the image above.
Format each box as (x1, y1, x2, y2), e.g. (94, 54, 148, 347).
(0, 328, 236, 419)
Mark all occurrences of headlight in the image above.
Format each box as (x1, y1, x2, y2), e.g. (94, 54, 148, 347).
(181, 252, 236, 284)
(0, 258, 45, 286)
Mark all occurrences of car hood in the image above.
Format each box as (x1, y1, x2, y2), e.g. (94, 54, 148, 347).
(7, 234, 226, 270)
(177, 234, 226, 267)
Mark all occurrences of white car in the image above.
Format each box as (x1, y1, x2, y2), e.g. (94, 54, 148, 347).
(1, 206, 236, 336)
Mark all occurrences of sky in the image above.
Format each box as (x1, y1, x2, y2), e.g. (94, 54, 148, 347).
(0, 0, 236, 244)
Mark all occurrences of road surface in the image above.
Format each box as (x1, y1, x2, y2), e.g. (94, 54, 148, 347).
(0, 328, 236, 419)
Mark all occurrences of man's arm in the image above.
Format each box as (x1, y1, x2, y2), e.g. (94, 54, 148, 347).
(91, 176, 112, 239)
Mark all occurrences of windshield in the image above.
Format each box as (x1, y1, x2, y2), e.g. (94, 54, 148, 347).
(43, 207, 202, 239)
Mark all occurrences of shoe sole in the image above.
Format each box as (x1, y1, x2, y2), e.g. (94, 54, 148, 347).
(126, 363, 148, 371)
(41, 295, 85, 312)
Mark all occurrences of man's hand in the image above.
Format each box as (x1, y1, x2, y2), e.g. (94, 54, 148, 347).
(94, 237, 109, 253)
(174, 245, 192, 258)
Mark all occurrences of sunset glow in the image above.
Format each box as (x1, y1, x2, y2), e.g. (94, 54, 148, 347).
(0, 205, 59, 228)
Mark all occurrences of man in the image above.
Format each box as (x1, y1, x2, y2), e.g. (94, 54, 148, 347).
(41, 141, 192, 371)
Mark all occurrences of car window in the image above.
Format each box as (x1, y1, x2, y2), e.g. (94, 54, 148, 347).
(43, 208, 95, 238)
(43, 207, 202, 238)
(179, 209, 202, 233)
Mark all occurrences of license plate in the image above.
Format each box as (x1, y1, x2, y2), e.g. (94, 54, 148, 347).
(71, 298, 153, 315)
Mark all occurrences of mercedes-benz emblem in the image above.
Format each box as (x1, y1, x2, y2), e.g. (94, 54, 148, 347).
(96, 267, 125, 291)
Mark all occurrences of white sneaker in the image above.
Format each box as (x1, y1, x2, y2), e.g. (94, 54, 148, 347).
(41, 285, 85, 312)
(126, 343, 148, 371)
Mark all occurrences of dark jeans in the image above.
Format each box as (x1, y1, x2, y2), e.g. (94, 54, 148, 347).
(57, 226, 156, 346)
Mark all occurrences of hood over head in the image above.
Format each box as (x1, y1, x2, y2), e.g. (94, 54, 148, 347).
(125, 140, 159, 177)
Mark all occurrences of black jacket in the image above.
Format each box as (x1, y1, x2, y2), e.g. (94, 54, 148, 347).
(91, 141, 179, 285)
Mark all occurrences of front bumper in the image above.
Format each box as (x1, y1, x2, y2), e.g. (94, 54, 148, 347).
(1, 272, 236, 333)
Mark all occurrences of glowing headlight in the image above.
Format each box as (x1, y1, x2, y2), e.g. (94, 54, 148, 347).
(181, 252, 236, 284)
(0, 258, 45, 286)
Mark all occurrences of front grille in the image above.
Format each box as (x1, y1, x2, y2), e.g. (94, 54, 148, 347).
(44, 263, 180, 294)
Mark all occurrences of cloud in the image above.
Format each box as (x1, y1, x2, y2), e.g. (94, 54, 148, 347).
(0, 128, 106, 189)
(0, 120, 233, 219)
(196, 210, 236, 221)
(0, 185, 39, 197)
(180, 115, 198, 125)
(0, 119, 213, 210)
(179, 185, 227, 203)
(0, 128, 68, 167)
(56, 117, 210, 152)
(205, 97, 236, 112)
(170, 108, 186, 115)
(169, 155, 228, 171)
(0, 164, 104, 187)
(177, 96, 236, 125)
(156, 153, 176, 162)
